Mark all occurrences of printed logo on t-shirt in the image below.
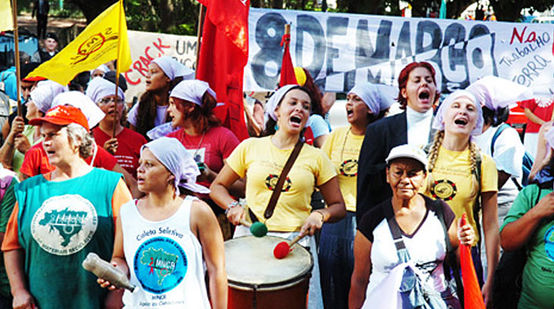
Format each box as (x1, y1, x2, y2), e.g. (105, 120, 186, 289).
(340, 159, 358, 177)
(185, 148, 205, 164)
(134, 237, 187, 294)
(431, 179, 457, 201)
(265, 174, 292, 192)
(31, 194, 98, 256)
(544, 226, 554, 262)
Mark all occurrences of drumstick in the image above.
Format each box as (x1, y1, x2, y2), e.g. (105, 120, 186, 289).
(240, 218, 268, 238)
(273, 233, 307, 259)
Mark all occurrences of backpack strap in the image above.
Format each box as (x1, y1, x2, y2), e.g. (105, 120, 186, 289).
(385, 203, 411, 262)
(490, 123, 510, 156)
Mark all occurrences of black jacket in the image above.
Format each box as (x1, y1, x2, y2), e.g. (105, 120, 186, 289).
(356, 112, 407, 223)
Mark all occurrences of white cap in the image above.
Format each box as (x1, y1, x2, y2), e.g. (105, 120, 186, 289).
(386, 144, 428, 170)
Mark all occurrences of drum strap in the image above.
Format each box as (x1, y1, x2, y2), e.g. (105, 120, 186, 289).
(250, 140, 304, 222)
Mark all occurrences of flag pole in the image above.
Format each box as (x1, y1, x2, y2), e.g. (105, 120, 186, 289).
(195, 4, 205, 78)
(11, 0, 22, 116)
(113, 0, 124, 138)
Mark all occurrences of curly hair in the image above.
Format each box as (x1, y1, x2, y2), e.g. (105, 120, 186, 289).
(178, 91, 221, 133)
(396, 62, 440, 110)
(63, 123, 95, 159)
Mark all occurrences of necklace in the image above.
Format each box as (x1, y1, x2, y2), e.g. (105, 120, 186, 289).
(340, 127, 351, 163)
(191, 131, 206, 163)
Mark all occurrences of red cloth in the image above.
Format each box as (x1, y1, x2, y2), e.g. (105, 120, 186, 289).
(279, 33, 297, 87)
(93, 127, 147, 179)
(522, 98, 554, 133)
(166, 126, 239, 188)
(197, 0, 250, 141)
(20, 142, 118, 177)
(460, 215, 485, 309)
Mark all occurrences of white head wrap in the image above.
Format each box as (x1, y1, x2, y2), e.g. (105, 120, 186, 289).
(432, 90, 483, 136)
(152, 56, 195, 81)
(90, 64, 109, 77)
(146, 123, 180, 140)
(29, 80, 67, 113)
(348, 83, 395, 115)
(86, 77, 125, 104)
(264, 84, 300, 122)
(51, 91, 106, 129)
(545, 127, 554, 150)
(466, 76, 533, 110)
(170, 80, 216, 106)
(141, 137, 210, 194)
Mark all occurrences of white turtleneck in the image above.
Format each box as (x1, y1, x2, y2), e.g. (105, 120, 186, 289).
(406, 106, 434, 147)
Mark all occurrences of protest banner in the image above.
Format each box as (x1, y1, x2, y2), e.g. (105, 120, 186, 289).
(124, 30, 196, 101)
(244, 8, 554, 96)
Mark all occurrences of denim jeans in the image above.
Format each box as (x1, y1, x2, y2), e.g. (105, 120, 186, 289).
(318, 211, 356, 309)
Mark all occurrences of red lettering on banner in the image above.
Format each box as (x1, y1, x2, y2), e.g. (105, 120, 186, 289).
(125, 71, 141, 85)
(511, 27, 537, 44)
(144, 46, 156, 61)
(153, 38, 171, 55)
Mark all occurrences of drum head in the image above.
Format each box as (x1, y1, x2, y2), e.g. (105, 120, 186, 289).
(225, 236, 313, 290)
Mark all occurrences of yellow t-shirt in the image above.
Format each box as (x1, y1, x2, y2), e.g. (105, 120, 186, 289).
(227, 136, 337, 232)
(422, 146, 497, 245)
(321, 126, 364, 212)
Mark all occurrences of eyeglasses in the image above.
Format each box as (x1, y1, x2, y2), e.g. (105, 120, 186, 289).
(99, 97, 124, 105)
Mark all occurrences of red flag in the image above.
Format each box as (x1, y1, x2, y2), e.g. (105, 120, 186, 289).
(460, 214, 486, 309)
(197, 0, 250, 141)
(279, 29, 297, 87)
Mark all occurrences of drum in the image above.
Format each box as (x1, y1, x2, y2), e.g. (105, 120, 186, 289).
(225, 236, 314, 309)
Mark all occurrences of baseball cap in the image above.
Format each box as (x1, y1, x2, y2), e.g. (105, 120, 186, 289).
(29, 105, 89, 131)
(385, 144, 428, 170)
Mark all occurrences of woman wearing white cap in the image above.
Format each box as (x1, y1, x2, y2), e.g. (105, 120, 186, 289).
(319, 83, 394, 309)
(165, 79, 240, 239)
(87, 76, 148, 181)
(0, 80, 65, 175)
(97, 137, 227, 309)
(210, 84, 346, 308)
(127, 56, 195, 137)
(424, 90, 499, 305)
(350, 144, 474, 308)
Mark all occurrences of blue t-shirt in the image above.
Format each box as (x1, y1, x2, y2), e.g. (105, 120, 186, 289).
(308, 114, 331, 138)
(0, 67, 17, 101)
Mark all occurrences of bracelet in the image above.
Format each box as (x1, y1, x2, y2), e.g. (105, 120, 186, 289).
(314, 210, 325, 224)
(225, 200, 241, 215)
(6, 141, 13, 147)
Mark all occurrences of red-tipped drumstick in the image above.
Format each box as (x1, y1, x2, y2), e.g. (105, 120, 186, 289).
(273, 233, 306, 259)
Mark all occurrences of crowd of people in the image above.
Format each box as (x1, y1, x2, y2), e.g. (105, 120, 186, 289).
(0, 29, 552, 309)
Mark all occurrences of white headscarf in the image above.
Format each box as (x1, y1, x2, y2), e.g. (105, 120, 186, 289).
(466, 76, 533, 110)
(264, 84, 299, 122)
(348, 83, 395, 115)
(432, 90, 483, 136)
(85, 77, 125, 104)
(51, 91, 106, 129)
(152, 56, 195, 81)
(90, 64, 109, 77)
(141, 137, 210, 194)
(29, 80, 67, 113)
(170, 79, 216, 106)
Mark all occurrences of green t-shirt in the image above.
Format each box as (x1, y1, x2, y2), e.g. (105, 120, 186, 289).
(0, 178, 16, 298)
(501, 184, 554, 308)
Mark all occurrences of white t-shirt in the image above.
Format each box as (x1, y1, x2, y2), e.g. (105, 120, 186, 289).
(358, 196, 455, 295)
(127, 103, 169, 127)
(473, 124, 525, 206)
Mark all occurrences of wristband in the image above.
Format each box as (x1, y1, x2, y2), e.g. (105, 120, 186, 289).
(225, 200, 241, 215)
(314, 210, 325, 224)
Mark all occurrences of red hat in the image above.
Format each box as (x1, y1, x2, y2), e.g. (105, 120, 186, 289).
(29, 105, 89, 131)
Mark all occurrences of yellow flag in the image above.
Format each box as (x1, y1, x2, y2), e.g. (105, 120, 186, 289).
(27, 0, 131, 85)
(0, 0, 14, 31)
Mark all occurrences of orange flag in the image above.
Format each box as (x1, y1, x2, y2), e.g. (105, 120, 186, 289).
(460, 214, 486, 309)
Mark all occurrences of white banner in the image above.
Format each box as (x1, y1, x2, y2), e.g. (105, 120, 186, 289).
(124, 31, 197, 101)
(244, 8, 554, 96)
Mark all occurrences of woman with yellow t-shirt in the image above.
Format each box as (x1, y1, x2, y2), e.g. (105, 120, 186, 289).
(424, 90, 499, 306)
(318, 83, 393, 309)
(210, 84, 346, 308)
